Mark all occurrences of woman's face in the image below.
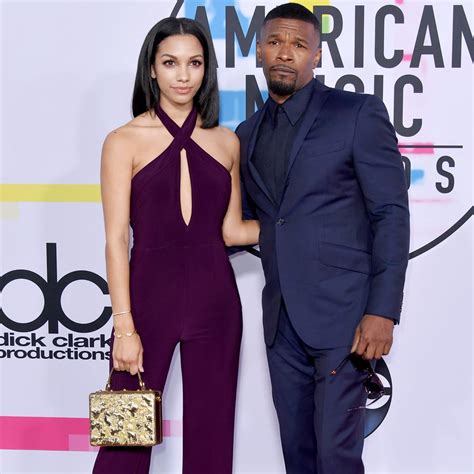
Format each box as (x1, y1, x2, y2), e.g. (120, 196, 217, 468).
(152, 34, 205, 107)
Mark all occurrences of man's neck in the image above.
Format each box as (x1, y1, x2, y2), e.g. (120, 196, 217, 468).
(268, 78, 314, 105)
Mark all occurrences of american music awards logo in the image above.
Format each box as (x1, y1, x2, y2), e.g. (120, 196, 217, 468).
(173, 0, 473, 259)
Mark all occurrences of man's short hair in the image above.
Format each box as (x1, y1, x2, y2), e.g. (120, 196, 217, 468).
(263, 3, 320, 35)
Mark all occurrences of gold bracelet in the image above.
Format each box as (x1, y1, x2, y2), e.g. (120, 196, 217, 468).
(114, 329, 138, 339)
(112, 310, 131, 317)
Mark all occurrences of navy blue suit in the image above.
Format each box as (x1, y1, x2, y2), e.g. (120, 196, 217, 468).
(236, 78, 409, 473)
(236, 78, 409, 348)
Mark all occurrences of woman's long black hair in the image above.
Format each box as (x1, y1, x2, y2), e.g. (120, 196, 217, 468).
(132, 17, 219, 128)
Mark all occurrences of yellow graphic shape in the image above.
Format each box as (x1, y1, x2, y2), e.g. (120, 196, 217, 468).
(291, 0, 331, 8)
(0, 184, 101, 203)
(290, 0, 332, 34)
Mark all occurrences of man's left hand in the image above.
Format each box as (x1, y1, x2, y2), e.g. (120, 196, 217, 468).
(351, 314, 394, 360)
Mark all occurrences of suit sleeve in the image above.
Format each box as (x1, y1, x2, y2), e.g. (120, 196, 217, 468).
(235, 123, 258, 220)
(352, 95, 410, 323)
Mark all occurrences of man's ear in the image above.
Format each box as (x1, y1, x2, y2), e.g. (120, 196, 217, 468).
(312, 48, 322, 69)
(256, 41, 262, 63)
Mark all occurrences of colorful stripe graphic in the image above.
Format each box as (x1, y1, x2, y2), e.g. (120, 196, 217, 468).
(399, 143, 435, 154)
(0, 416, 182, 452)
(0, 184, 101, 203)
(291, 0, 331, 9)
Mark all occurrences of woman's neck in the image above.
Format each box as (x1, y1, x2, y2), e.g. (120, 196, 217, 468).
(158, 98, 194, 127)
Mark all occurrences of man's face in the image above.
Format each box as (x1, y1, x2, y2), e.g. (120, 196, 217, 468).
(257, 18, 321, 100)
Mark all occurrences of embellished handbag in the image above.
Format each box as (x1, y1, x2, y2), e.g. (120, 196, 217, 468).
(89, 369, 162, 447)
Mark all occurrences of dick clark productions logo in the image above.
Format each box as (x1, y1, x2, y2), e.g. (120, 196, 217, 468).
(0, 243, 110, 334)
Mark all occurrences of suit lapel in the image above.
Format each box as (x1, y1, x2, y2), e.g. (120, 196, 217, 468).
(282, 79, 331, 188)
(244, 79, 331, 209)
(245, 101, 276, 205)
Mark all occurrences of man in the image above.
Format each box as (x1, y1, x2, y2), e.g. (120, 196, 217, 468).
(235, 4, 410, 473)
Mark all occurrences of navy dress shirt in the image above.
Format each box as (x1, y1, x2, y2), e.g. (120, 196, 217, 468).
(253, 79, 314, 204)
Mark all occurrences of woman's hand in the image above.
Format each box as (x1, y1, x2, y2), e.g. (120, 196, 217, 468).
(112, 314, 144, 375)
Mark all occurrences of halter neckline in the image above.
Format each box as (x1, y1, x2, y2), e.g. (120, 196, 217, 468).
(155, 103, 198, 139)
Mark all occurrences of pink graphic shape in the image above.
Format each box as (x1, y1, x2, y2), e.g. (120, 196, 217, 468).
(398, 143, 435, 154)
(0, 416, 89, 451)
(68, 434, 99, 452)
(0, 416, 182, 452)
(164, 419, 183, 437)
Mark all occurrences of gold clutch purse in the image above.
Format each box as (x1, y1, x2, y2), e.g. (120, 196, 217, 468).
(89, 369, 162, 447)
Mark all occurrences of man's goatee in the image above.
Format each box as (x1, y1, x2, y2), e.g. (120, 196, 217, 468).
(268, 79, 296, 97)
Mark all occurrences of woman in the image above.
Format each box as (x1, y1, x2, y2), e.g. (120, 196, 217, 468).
(92, 17, 259, 474)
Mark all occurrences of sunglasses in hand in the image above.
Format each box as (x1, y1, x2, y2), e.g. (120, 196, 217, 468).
(330, 353, 385, 411)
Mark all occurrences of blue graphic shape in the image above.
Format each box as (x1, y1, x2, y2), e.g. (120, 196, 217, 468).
(411, 169, 424, 185)
(219, 91, 245, 130)
(181, 2, 267, 127)
(185, 0, 225, 39)
(220, 89, 268, 130)
(185, 1, 253, 57)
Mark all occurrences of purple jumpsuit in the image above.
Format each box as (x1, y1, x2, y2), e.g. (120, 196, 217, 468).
(92, 105, 242, 474)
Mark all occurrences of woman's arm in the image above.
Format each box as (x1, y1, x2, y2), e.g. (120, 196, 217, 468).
(222, 130, 260, 247)
(101, 130, 143, 375)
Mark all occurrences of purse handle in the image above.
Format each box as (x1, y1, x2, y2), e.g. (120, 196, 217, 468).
(105, 368, 146, 391)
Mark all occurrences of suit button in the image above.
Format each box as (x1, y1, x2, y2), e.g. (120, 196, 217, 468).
(276, 218, 285, 225)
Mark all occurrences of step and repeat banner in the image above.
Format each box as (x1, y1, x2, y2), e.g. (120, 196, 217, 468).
(1, 1, 472, 473)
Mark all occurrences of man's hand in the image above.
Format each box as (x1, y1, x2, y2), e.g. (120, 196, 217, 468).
(351, 314, 394, 360)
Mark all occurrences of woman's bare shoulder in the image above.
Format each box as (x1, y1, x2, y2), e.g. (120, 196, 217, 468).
(103, 112, 161, 155)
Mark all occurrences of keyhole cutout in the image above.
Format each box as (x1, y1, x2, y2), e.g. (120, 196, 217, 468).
(180, 148, 192, 227)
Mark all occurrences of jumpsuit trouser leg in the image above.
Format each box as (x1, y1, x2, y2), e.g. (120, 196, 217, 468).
(92, 263, 242, 473)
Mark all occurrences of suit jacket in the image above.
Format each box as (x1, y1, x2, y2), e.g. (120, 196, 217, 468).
(236, 78, 410, 348)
